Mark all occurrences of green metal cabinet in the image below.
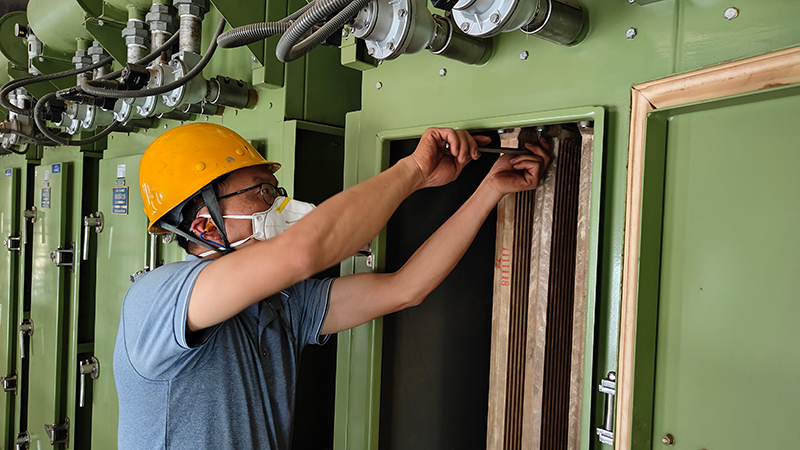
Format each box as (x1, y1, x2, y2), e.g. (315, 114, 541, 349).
(25, 150, 100, 449)
(0, 152, 40, 450)
(90, 152, 151, 449)
(0, 161, 21, 450)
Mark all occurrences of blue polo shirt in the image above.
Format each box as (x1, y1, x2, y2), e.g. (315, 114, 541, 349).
(113, 255, 333, 449)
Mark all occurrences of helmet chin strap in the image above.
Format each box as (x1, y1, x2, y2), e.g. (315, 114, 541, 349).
(159, 221, 227, 256)
(200, 184, 234, 253)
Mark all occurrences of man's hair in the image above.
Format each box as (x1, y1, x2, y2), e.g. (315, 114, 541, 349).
(173, 173, 231, 253)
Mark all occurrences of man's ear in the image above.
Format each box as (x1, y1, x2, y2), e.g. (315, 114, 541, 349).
(190, 216, 220, 242)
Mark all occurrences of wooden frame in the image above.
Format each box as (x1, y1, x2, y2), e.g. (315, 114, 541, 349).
(617, 45, 800, 450)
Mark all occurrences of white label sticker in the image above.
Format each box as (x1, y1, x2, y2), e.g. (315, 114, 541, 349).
(44, 170, 50, 181)
(117, 164, 126, 179)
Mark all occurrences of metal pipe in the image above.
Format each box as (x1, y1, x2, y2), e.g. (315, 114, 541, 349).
(174, 0, 208, 54)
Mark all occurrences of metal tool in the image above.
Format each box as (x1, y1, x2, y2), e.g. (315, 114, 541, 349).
(444, 142, 532, 155)
(477, 146, 531, 155)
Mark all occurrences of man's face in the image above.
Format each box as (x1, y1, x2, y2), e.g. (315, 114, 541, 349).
(193, 165, 279, 254)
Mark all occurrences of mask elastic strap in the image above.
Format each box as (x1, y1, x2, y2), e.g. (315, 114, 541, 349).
(159, 221, 226, 256)
(200, 184, 233, 252)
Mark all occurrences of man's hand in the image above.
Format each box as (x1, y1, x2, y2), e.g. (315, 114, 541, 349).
(485, 138, 552, 194)
(409, 128, 492, 189)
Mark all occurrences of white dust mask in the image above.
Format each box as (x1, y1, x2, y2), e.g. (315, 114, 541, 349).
(198, 197, 315, 257)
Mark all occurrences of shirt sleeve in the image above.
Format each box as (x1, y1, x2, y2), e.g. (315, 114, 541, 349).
(282, 277, 335, 347)
(120, 258, 217, 380)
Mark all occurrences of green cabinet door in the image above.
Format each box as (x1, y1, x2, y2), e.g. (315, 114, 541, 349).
(642, 89, 800, 448)
(91, 154, 152, 449)
(27, 161, 73, 448)
(0, 164, 20, 449)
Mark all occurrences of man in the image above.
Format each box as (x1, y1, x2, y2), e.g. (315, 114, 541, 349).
(114, 123, 550, 449)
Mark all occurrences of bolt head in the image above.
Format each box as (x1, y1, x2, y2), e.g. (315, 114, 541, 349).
(398, 9, 407, 18)
(387, 41, 394, 51)
(376, 82, 382, 89)
(439, 68, 447, 76)
(520, 50, 529, 60)
(724, 7, 739, 20)
(368, 47, 375, 56)
(490, 13, 500, 24)
(461, 22, 470, 32)
(626, 27, 637, 39)
(97, 20, 104, 27)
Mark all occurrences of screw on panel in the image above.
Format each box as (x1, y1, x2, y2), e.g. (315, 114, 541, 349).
(376, 82, 383, 89)
(724, 7, 739, 20)
(490, 13, 500, 24)
(661, 434, 676, 446)
(368, 47, 375, 56)
(626, 27, 637, 39)
(439, 68, 447, 76)
(520, 51, 529, 60)
(252, 55, 257, 62)
(387, 41, 394, 51)
(163, 124, 168, 129)
(627, 0, 634, 3)
(398, 9, 407, 18)
(98, 20, 105, 27)
(461, 22, 470, 32)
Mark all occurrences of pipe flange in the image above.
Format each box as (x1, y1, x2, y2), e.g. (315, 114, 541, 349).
(362, 0, 413, 60)
(80, 105, 114, 132)
(452, 0, 539, 37)
(361, 0, 435, 60)
(136, 66, 170, 117)
(351, 0, 379, 39)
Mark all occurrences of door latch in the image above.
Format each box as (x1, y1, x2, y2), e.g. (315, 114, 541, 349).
(1, 372, 17, 393)
(78, 357, 99, 407)
(19, 319, 33, 359)
(44, 417, 69, 447)
(82, 212, 103, 260)
(49, 244, 75, 271)
(15, 431, 30, 450)
(4, 236, 21, 252)
(22, 206, 36, 245)
(596, 371, 616, 445)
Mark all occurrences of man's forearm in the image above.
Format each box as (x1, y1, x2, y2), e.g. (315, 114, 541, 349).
(392, 180, 505, 305)
(281, 156, 425, 274)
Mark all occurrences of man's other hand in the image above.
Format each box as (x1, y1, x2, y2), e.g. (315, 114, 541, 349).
(409, 128, 492, 189)
(486, 137, 553, 194)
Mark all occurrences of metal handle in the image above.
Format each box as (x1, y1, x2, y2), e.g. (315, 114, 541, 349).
(15, 431, 30, 450)
(1, 373, 17, 393)
(22, 206, 36, 245)
(44, 418, 69, 446)
(18, 319, 33, 359)
(78, 357, 100, 407)
(82, 212, 103, 261)
(4, 236, 21, 252)
(596, 371, 616, 445)
(49, 244, 75, 271)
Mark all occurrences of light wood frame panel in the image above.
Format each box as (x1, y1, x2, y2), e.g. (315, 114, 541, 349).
(617, 45, 800, 450)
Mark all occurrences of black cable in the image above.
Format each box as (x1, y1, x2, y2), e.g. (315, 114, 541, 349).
(1, 28, 181, 118)
(34, 92, 121, 147)
(0, 55, 114, 116)
(79, 17, 226, 99)
(99, 30, 182, 81)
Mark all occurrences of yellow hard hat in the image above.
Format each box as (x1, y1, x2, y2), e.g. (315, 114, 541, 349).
(139, 123, 280, 234)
